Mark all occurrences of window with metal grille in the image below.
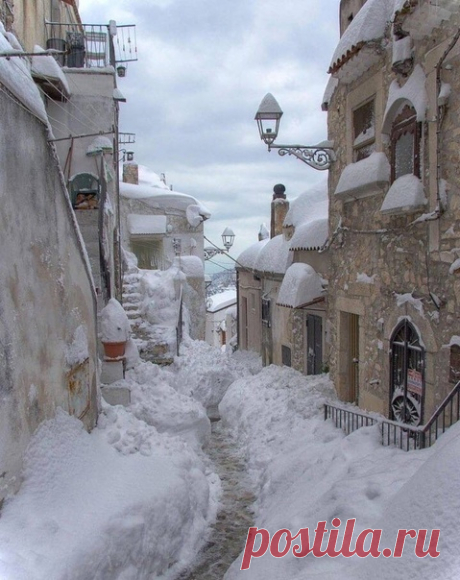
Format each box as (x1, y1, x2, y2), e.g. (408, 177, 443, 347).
(262, 298, 271, 327)
(281, 345, 291, 367)
(450, 345, 460, 383)
(353, 98, 375, 161)
(390, 104, 420, 182)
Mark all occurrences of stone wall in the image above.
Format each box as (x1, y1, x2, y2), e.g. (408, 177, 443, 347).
(327, 9, 460, 420)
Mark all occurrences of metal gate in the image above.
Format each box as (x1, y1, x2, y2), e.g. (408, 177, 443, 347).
(390, 319, 425, 425)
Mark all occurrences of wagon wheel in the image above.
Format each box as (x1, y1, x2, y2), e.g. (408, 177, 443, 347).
(391, 393, 421, 426)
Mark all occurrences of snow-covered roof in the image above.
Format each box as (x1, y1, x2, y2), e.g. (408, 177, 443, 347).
(236, 239, 269, 270)
(127, 214, 167, 236)
(0, 24, 48, 124)
(382, 65, 428, 133)
(380, 174, 427, 215)
(206, 289, 237, 313)
(335, 152, 390, 201)
(31, 45, 70, 98)
(255, 234, 292, 275)
(87, 136, 113, 155)
(328, 0, 394, 83)
(277, 263, 324, 308)
(289, 218, 328, 252)
(120, 181, 211, 217)
(284, 180, 328, 228)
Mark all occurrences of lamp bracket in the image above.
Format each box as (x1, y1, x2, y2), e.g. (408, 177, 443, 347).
(204, 247, 224, 261)
(268, 144, 335, 171)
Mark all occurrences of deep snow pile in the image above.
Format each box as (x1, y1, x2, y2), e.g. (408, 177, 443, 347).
(220, 365, 458, 580)
(123, 360, 212, 448)
(169, 339, 262, 409)
(0, 405, 219, 580)
(0, 355, 224, 580)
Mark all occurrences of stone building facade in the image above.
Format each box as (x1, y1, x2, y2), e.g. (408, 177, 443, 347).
(325, 0, 460, 424)
(237, 182, 329, 374)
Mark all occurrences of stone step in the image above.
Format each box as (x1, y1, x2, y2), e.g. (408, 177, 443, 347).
(123, 292, 142, 304)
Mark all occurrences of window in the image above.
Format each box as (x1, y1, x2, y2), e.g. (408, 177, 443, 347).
(281, 345, 291, 367)
(261, 298, 271, 327)
(390, 105, 420, 182)
(450, 345, 460, 384)
(353, 99, 375, 161)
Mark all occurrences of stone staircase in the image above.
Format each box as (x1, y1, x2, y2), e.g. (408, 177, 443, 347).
(122, 266, 177, 365)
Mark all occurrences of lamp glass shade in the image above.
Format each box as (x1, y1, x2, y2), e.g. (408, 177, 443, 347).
(221, 227, 235, 250)
(255, 93, 283, 145)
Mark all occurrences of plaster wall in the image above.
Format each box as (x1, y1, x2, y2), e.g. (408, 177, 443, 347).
(48, 69, 118, 299)
(0, 91, 98, 501)
(11, 0, 78, 52)
(237, 270, 262, 354)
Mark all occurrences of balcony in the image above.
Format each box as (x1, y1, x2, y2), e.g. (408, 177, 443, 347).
(45, 21, 137, 71)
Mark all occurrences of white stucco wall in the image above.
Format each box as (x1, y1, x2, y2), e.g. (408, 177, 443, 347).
(0, 91, 98, 502)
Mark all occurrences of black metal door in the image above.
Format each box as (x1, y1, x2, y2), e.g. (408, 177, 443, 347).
(390, 319, 425, 425)
(307, 314, 323, 374)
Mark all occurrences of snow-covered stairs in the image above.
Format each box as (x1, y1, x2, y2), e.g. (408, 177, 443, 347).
(122, 266, 176, 365)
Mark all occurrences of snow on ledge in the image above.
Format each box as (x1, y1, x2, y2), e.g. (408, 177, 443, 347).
(382, 65, 428, 134)
(395, 293, 424, 315)
(31, 45, 71, 96)
(127, 214, 167, 236)
(0, 27, 48, 124)
(335, 152, 390, 201)
(277, 263, 324, 308)
(380, 174, 427, 215)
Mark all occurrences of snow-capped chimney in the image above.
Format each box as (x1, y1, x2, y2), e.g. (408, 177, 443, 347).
(123, 162, 138, 185)
(271, 184, 289, 239)
(258, 223, 269, 241)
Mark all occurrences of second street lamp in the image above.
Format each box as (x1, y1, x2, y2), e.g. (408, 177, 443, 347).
(255, 93, 335, 171)
(204, 228, 235, 261)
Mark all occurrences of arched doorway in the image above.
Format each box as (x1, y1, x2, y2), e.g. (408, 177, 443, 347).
(390, 319, 425, 425)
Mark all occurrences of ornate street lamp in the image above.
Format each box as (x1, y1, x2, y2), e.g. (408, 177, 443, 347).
(204, 228, 235, 260)
(255, 93, 335, 170)
(221, 227, 235, 251)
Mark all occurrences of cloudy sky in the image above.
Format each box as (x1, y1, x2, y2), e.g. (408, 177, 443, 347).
(78, 0, 340, 272)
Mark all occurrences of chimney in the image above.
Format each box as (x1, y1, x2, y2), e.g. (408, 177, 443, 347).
(258, 223, 269, 241)
(270, 184, 289, 238)
(122, 161, 138, 185)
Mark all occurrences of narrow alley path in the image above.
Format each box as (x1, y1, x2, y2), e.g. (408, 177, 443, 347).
(177, 415, 255, 580)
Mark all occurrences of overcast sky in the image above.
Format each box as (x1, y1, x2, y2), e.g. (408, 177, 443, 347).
(78, 0, 340, 273)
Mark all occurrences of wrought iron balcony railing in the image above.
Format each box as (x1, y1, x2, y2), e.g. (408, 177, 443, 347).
(324, 380, 460, 451)
(45, 21, 137, 70)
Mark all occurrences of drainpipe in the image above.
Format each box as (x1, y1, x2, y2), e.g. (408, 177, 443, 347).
(435, 25, 460, 213)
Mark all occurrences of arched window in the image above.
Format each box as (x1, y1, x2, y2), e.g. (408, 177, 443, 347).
(390, 319, 425, 425)
(390, 104, 421, 182)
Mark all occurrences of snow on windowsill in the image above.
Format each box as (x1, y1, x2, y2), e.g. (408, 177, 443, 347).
(382, 65, 428, 133)
(334, 152, 390, 202)
(380, 174, 427, 215)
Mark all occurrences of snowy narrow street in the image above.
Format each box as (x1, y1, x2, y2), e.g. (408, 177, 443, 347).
(0, 340, 459, 579)
(177, 420, 255, 580)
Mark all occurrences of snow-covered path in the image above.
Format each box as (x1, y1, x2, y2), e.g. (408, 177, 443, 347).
(178, 419, 255, 579)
